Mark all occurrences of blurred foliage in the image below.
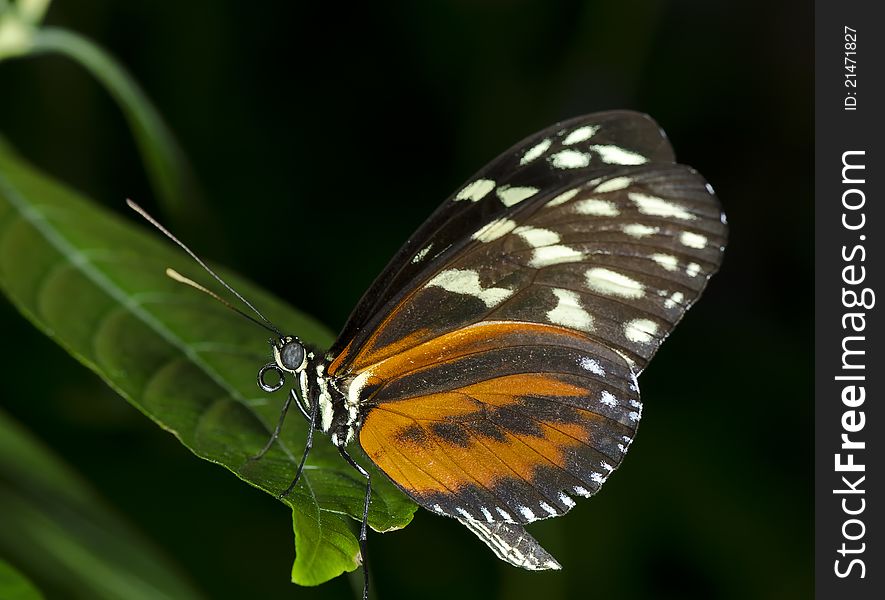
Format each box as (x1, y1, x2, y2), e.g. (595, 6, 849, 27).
(1, 0, 200, 224)
(0, 1, 810, 599)
(0, 408, 202, 599)
(0, 558, 44, 600)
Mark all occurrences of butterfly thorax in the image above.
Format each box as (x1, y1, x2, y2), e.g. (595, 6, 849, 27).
(297, 351, 358, 447)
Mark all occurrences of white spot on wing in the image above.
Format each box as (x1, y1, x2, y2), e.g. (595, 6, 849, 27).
(480, 507, 493, 522)
(624, 318, 659, 343)
(551, 149, 591, 169)
(519, 505, 536, 521)
(705, 182, 715, 194)
(456, 178, 496, 202)
(547, 289, 594, 332)
(591, 472, 605, 483)
(426, 269, 513, 307)
(664, 291, 685, 309)
(680, 231, 708, 248)
(529, 245, 583, 268)
(574, 486, 591, 497)
(686, 262, 701, 277)
(590, 144, 648, 165)
(651, 253, 679, 271)
(497, 185, 539, 207)
(559, 492, 575, 508)
(412, 243, 433, 263)
(545, 188, 579, 207)
(574, 198, 619, 216)
(563, 125, 599, 145)
(455, 507, 473, 520)
(514, 225, 560, 248)
(520, 138, 552, 165)
(472, 218, 517, 243)
(629, 193, 696, 220)
(601, 461, 613, 472)
(628, 410, 641, 427)
(600, 390, 617, 407)
(622, 223, 659, 238)
(496, 507, 515, 523)
(595, 176, 632, 193)
(540, 502, 558, 516)
(578, 356, 605, 376)
(585, 268, 644, 298)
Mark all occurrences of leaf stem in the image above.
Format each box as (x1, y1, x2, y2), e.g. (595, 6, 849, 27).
(4, 25, 199, 221)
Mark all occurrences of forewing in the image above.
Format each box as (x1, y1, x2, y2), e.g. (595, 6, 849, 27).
(332, 164, 726, 377)
(329, 111, 676, 364)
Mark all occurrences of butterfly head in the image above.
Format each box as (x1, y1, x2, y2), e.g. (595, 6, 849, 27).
(258, 336, 307, 393)
(273, 336, 307, 373)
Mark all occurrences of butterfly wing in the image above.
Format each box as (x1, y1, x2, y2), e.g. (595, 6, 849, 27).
(456, 518, 562, 571)
(354, 321, 641, 568)
(329, 111, 677, 366)
(332, 164, 725, 378)
(330, 112, 726, 568)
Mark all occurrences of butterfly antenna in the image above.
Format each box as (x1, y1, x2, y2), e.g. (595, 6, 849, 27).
(165, 268, 280, 335)
(127, 199, 284, 338)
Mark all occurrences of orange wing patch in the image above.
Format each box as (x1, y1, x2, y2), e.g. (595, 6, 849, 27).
(359, 371, 632, 522)
(329, 326, 432, 376)
(344, 320, 596, 381)
(349, 320, 641, 522)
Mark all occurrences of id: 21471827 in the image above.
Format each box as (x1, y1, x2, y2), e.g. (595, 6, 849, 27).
(843, 26, 857, 111)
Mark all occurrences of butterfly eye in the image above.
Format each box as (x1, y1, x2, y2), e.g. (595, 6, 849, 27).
(278, 340, 306, 372)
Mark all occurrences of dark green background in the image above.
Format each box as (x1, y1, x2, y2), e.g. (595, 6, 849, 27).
(0, 1, 811, 598)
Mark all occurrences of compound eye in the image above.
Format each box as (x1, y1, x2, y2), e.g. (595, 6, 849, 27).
(279, 341, 305, 372)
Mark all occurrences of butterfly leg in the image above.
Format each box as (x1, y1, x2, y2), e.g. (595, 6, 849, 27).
(279, 389, 319, 498)
(338, 447, 371, 600)
(250, 389, 295, 461)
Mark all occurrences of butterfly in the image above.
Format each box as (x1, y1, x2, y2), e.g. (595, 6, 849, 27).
(131, 110, 726, 598)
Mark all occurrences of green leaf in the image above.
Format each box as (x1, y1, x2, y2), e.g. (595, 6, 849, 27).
(0, 558, 45, 600)
(0, 409, 203, 599)
(0, 142, 417, 586)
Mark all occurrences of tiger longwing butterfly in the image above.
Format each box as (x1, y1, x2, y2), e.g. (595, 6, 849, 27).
(132, 110, 726, 596)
